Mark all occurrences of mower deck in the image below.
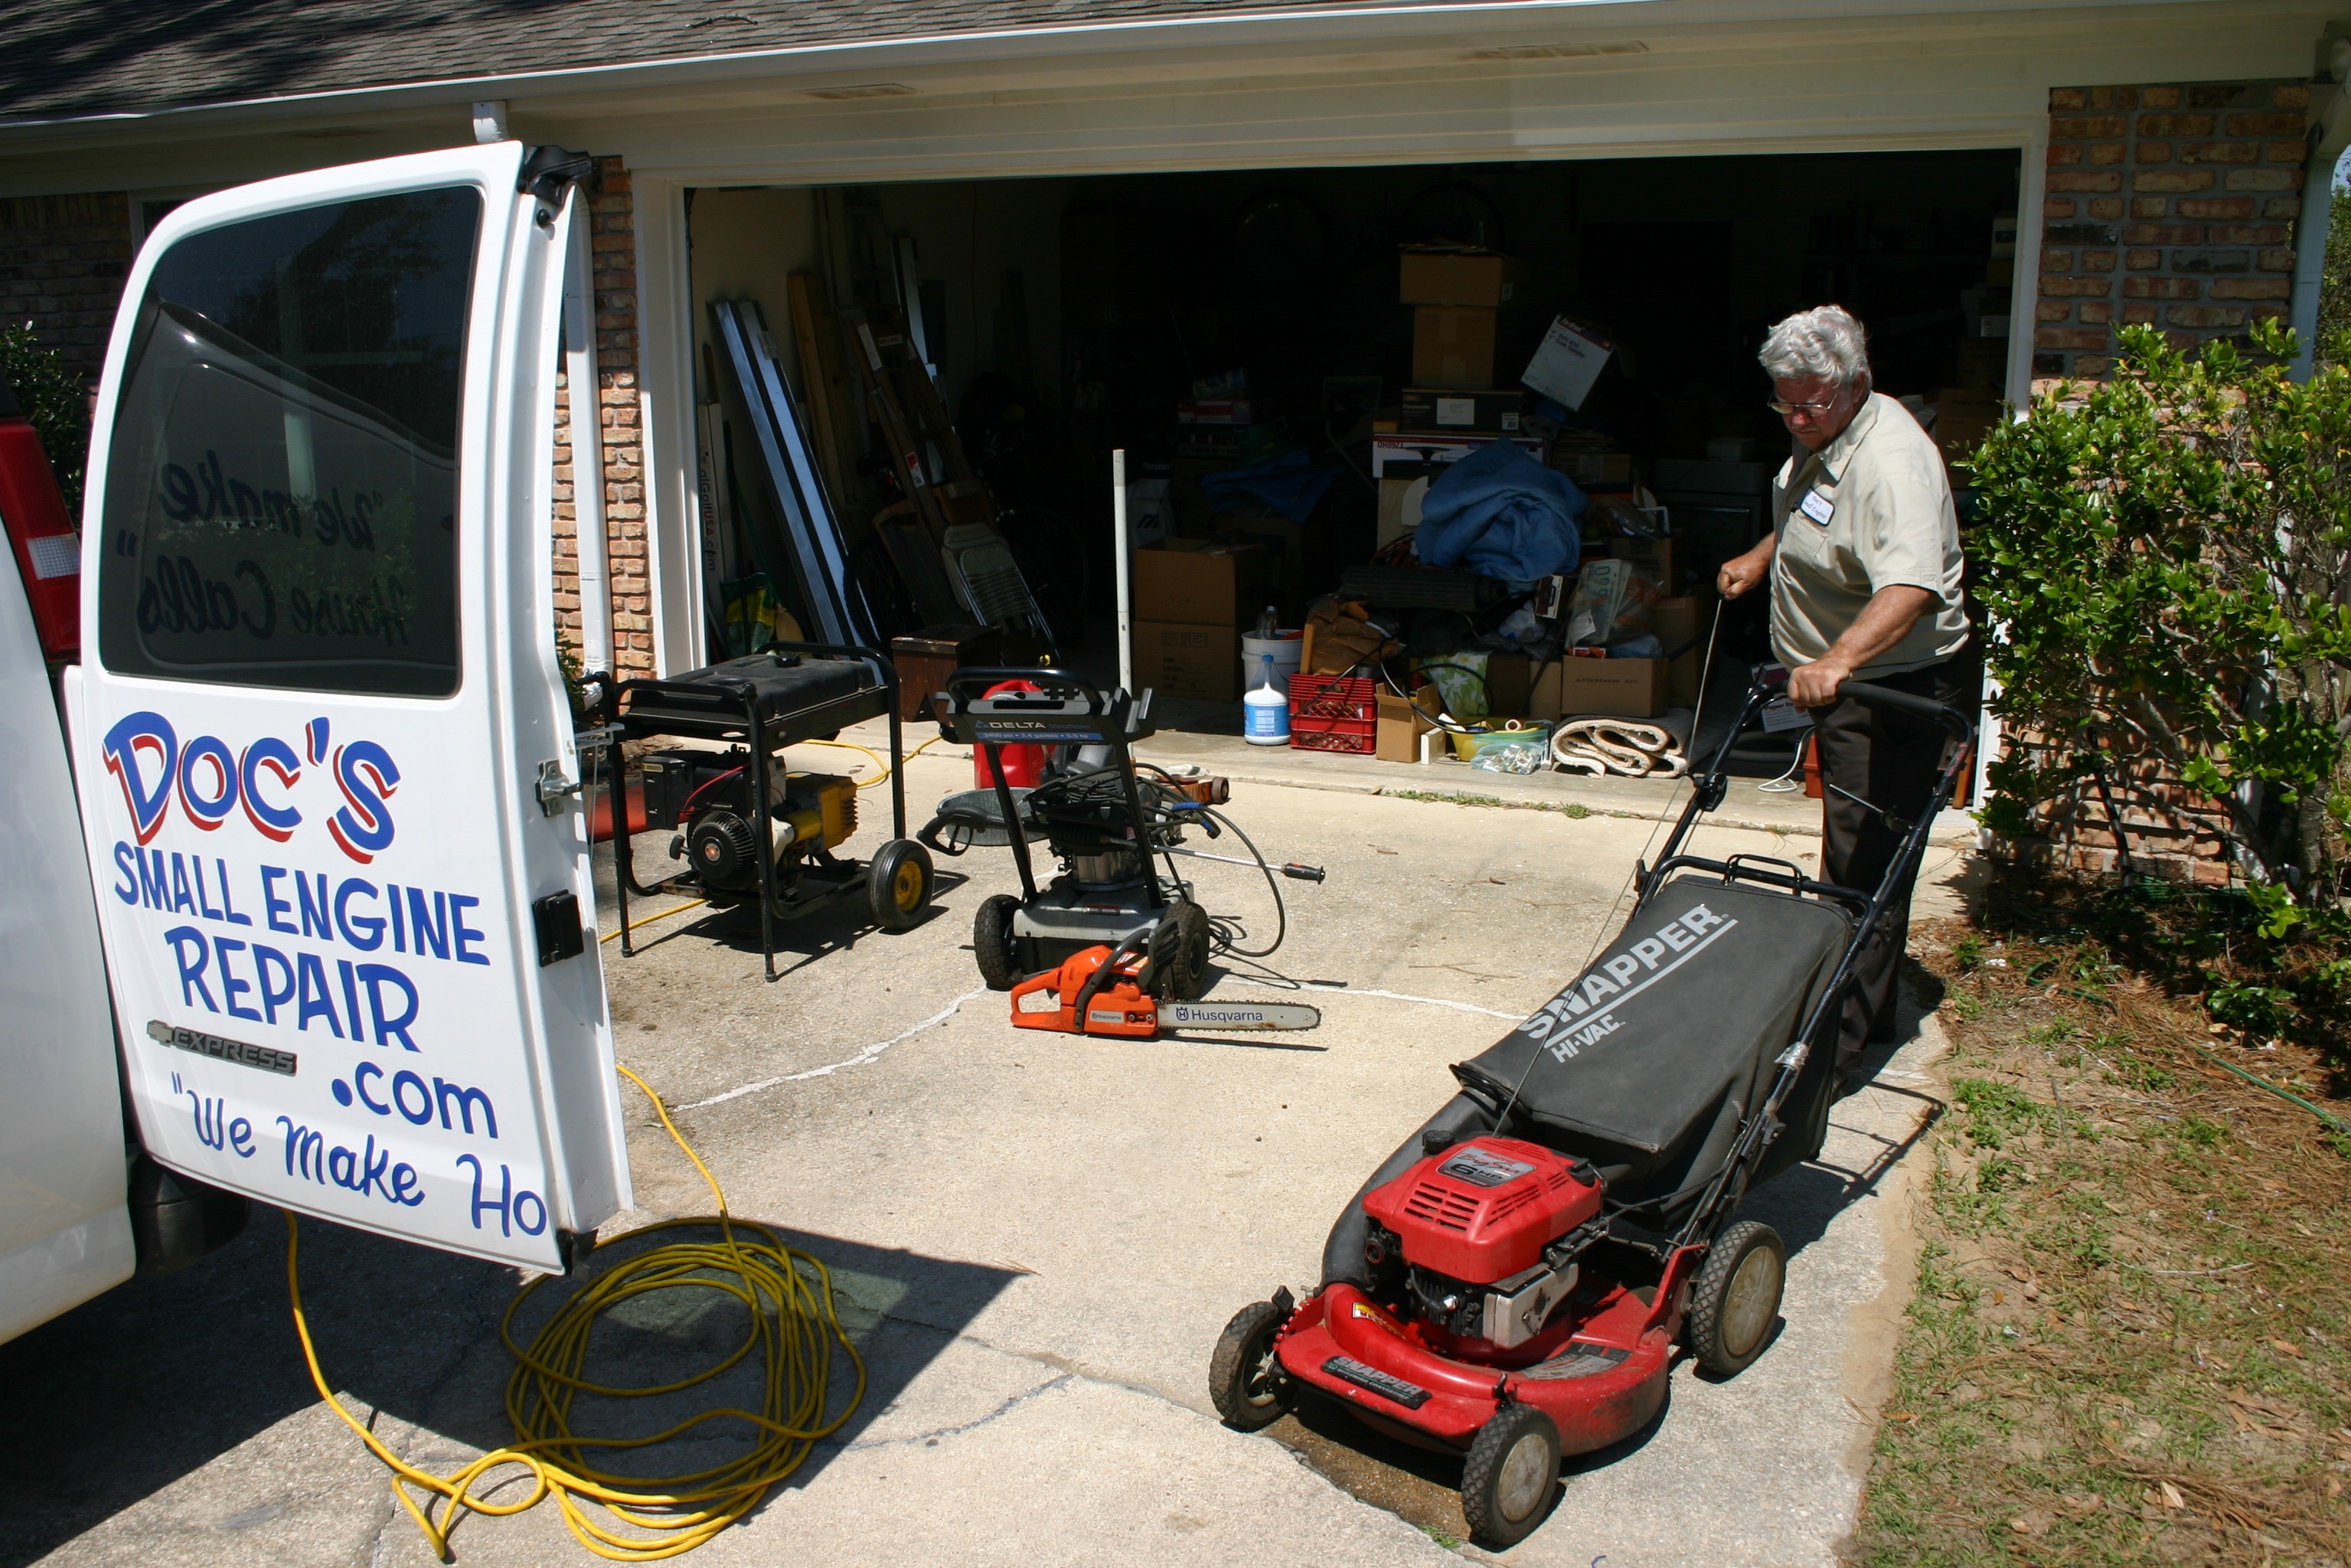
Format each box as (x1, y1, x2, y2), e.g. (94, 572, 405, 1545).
(1275, 1263, 1690, 1452)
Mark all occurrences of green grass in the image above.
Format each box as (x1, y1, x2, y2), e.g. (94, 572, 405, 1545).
(1852, 923, 2351, 1565)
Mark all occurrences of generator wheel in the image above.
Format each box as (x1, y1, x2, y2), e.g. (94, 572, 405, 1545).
(973, 894, 1024, 990)
(1148, 900, 1213, 1001)
(866, 839, 933, 933)
(1685, 1219, 1786, 1376)
(1208, 1300, 1292, 1431)
(1461, 1403, 1560, 1547)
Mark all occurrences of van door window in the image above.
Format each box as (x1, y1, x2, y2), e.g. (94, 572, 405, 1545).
(97, 190, 479, 697)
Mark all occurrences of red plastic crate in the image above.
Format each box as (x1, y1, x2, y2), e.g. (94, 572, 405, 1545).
(1288, 673, 1376, 722)
(1290, 714, 1377, 754)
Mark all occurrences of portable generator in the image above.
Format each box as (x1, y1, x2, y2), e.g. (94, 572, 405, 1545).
(636, 751, 860, 902)
(591, 642, 934, 982)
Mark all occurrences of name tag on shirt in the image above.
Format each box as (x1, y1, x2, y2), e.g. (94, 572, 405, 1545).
(1798, 488, 1835, 526)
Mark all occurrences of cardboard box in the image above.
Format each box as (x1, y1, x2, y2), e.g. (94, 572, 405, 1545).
(1131, 619, 1240, 701)
(1213, 514, 1304, 599)
(1132, 540, 1272, 626)
(1377, 476, 1428, 547)
(1551, 449, 1634, 485)
(1609, 535, 1677, 596)
(1935, 387, 2003, 469)
(1376, 690, 1438, 763)
(1520, 316, 1615, 411)
(1653, 596, 1703, 709)
(1412, 305, 1498, 389)
(1954, 338, 2008, 392)
(1400, 387, 1524, 434)
(1530, 655, 1666, 720)
(1399, 249, 1527, 308)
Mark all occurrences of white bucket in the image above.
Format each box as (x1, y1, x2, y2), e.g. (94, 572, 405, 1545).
(1240, 630, 1303, 691)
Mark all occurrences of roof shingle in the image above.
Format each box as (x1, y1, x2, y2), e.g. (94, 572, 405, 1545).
(2, 0, 1488, 122)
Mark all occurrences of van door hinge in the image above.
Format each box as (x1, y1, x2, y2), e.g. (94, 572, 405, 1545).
(536, 758, 580, 815)
(519, 145, 596, 207)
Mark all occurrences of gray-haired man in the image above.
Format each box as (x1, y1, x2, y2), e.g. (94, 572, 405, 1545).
(1716, 305, 1974, 1078)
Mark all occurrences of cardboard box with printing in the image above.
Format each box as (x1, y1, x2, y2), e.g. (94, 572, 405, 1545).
(1530, 655, 1666, 720)
(1132, 620, 1242, 701)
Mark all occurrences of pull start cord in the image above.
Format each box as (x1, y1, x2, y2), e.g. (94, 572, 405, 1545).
(288, 1064, 865, 1561)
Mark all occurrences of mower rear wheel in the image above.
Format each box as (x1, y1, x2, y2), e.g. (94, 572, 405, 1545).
(1685, 1219, 1786, 1376)
(867, 839, 934, 933)
(1208, 1300, 1292, 1431)
(973, 895, 1024, 990)
(1461, 1403, 1561, 1547)
(1148, 900, 1213, 1001)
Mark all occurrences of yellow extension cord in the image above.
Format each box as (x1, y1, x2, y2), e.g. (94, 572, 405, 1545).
(287, 1064, 866, 1561)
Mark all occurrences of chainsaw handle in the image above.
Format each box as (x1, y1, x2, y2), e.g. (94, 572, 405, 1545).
(1074, 930, 1152, 1023)
(1281, 863, 1327, 883)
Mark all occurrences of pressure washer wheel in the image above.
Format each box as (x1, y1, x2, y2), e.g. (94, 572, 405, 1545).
(865, 839, 935, 933)
(972, 894, 1024, 990)
(1461, 1403, 1562, 1547)
(1147, 899, 1212, 1001)
(1684, 1219, 1787, 1376)
(1209, 1300, 1293, 1431)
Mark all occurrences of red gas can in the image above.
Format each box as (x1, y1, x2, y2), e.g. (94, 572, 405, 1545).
(973, 678, 1048, 789)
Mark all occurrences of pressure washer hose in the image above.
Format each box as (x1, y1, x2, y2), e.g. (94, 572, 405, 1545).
(289, 1064, 864, 1561)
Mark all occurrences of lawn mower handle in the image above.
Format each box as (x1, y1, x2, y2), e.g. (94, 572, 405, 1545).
(1835, 680, 1973, 740)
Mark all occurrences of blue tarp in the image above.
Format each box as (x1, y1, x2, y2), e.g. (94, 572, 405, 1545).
(1415, 440, 1586, 581)
(1199, 449, 1341, 524)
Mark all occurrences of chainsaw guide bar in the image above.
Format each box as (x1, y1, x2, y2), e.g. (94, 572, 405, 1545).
(1161, 1001, 1324, 1033)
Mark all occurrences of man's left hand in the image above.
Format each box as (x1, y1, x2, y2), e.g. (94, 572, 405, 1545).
(1788, 656, 1852, 708)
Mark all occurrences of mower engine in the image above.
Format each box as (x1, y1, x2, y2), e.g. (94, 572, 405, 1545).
(638, 747, 857, 904)
(1360, 1137, 1605, 1349)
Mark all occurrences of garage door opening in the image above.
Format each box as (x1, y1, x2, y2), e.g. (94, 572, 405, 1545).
(682, 149, 2017, 744)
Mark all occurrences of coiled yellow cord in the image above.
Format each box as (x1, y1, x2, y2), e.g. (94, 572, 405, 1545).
(288, 1063, 864, 1561)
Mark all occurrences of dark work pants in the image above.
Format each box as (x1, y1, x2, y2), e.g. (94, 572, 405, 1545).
(1811, 650, 1977, 1075)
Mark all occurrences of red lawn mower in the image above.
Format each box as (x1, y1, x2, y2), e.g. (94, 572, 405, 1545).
(1209, 674, 1973, 1547)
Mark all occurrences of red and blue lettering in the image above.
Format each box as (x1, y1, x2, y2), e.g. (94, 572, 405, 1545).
(175, 736, 240, 830)
(328, 741, 400, 863)
(102, 711, 178, 845)
(238, 736, 303, 842)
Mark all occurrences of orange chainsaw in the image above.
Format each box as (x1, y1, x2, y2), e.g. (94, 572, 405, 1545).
(1009, 934, 1322, 1039)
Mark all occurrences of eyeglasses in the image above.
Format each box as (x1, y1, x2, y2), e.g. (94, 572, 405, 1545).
(1768, 396, 1843, 416)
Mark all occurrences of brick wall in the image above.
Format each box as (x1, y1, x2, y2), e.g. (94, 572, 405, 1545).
(2036, 80, 2310, 382)
(551, 155, 651, 680)
(0, 192, 133, 383)
(1989, 744, 2240, 887)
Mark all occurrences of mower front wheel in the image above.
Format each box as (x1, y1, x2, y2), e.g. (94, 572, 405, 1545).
(1684, 1219, 1786, 1376)
(1208, 1300, 1292, 1431)
(973, 894, 1024, 990)
(1461, 1403, 1561, 1547)
(867, 839, 934, 933)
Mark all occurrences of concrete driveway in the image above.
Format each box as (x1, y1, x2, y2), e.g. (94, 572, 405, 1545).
(0, 731, 1964, 1567)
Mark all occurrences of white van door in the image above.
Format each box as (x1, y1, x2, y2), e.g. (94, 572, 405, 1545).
(69, 144, 631, 1270)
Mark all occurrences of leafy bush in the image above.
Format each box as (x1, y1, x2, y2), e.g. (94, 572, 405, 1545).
(1970, 319, 2351, 909)
(0, 324, 88, 517)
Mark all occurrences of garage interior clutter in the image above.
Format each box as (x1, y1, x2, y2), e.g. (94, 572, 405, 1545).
(684, 149, 2016, 786)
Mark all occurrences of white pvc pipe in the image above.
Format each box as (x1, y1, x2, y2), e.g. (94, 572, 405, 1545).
(564, 194, 612, 675)
(1112, 447, 1132, 695)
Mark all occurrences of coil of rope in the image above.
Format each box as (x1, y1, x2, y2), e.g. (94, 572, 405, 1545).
(288, 1063, 864, 1561)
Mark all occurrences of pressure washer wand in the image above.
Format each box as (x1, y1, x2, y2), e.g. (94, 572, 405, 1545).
(1161, 844, 1327, 881)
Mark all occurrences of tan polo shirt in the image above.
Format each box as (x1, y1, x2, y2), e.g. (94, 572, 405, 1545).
(1768, 391, 1969, 676)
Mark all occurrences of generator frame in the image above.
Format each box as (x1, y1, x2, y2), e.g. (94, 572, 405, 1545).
(589, 641, 911, 982)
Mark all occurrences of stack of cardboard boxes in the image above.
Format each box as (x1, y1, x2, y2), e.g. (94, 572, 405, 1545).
(1129, 540, 1275, 701)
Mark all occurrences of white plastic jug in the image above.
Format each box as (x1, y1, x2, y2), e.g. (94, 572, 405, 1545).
(1243, 652, 1290, 745)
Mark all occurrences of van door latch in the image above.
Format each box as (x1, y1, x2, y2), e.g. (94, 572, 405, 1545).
(536, 759, 580, 815)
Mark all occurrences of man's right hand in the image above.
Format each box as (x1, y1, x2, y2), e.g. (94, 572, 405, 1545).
(1717, 547, 1771, 600)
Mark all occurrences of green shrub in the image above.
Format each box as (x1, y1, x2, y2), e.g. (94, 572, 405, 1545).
(1970, 320, 2351, 909)
(0, 324, 88, 517)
